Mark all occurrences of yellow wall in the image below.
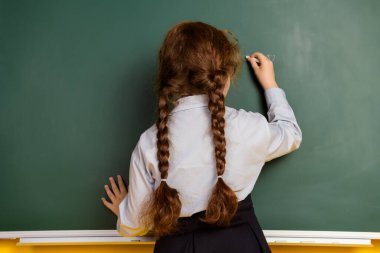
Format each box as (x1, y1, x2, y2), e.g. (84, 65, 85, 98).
(1, 239, 380, 253)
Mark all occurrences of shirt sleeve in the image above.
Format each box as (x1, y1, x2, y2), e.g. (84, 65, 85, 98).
(261, 87, 303, 162)
(116, 140, 155, 237)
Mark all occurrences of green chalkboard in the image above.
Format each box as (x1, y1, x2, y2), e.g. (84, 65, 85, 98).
(1, 0, 379, 232)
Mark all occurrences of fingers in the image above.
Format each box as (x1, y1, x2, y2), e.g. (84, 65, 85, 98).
(246, 52, 266, 70)
(101, 197, 114, 212)
(246, 51, 277, 90)
(104, 184, 116, 202)
(246, 55, 259, 69)
(109, 177, 121, 196)
(101, 197, 118, 216)
(117, 175, 128, 194)
(252, 52, 268, 64)
(102, 175, 127, 203)
(246, 51, 272, 67)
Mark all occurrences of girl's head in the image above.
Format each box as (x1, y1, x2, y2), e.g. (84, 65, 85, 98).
(155, 20, 242, 103)
(140, 20, 243, 238)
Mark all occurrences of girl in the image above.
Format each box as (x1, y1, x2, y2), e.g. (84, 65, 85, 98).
(101, 20, 302, 253)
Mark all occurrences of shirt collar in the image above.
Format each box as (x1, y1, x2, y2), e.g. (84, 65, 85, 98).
(169, 94, 209, 115)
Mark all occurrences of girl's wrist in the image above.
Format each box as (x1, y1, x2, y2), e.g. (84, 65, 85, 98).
(263, 82, 279, 90)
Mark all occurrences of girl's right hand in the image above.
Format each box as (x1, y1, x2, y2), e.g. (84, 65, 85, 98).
(246, 52, 279, 90)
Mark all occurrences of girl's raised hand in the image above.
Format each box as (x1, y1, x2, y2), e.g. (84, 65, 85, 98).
(246, 51, 279, 91)
(101, 175, 128, 217)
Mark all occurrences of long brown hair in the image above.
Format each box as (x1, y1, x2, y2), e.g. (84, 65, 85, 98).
(139, 20, 243, 238)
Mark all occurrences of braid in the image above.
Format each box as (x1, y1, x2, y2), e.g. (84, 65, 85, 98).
(199, 69, 238, 226)
(157, 90, 170, 179)
(139, 88, 182, 239)
(208, 72, 227, 177)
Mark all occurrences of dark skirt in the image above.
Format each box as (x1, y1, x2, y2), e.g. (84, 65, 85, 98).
(153, 193, 272, 253)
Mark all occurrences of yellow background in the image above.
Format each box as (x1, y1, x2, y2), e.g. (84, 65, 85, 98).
(1, 239, 380, 253)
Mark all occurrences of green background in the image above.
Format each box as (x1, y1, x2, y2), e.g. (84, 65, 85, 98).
(1, 0, 379, 232)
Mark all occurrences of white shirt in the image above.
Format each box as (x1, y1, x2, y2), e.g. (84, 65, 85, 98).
(117, 87, 302, 237)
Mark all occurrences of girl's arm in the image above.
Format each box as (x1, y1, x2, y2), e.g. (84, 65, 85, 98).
(262, 87, 302, 162)
(116, 140, 155, 237)
(245, 51, 302, 162)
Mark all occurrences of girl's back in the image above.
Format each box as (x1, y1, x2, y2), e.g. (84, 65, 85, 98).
(138, 89, 301, 217)
(102, 20, 302, 253)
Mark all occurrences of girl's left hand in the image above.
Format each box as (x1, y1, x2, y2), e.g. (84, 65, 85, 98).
(101, 175, 128, 217)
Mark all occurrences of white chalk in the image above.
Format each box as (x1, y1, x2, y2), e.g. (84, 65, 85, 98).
(246, 55, 260, 63)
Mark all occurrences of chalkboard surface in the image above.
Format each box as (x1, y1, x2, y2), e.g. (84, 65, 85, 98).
(1, 0, 379, 232)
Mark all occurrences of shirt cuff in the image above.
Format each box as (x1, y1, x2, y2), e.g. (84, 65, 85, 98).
(264, 87, 288, 108)
(116, 196, 149, 237)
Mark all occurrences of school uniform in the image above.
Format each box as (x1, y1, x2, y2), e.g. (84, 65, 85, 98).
(117, 87, 302, 252)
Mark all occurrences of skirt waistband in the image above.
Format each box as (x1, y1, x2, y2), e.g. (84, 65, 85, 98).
(171, 194, 254, 236)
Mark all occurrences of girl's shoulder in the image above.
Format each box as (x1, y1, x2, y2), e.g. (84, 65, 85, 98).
(224, 106, 268, 144)
(138, 123, 157, 149)
(225, 105, 267, 127)
(137, 106, 268, 151)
